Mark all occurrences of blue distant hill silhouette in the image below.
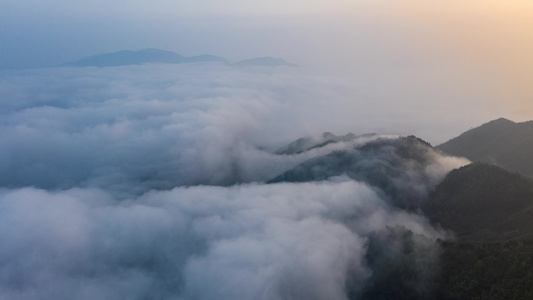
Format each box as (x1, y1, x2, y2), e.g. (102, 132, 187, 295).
(64, 48, 227, 67)
(233, 57, 297, 67)
(64, 49, 297, 68)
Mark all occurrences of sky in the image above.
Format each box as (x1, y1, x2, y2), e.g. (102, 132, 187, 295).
(1, 0, 532, 129)
(0, 1, 532, 299)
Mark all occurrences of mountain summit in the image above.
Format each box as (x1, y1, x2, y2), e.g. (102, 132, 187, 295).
(437, 118, 533, 178)
(233, 57, 297, 67)
(270, 135, 446, 210)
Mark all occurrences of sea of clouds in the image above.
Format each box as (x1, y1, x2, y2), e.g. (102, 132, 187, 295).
(0, 63, 468, 299)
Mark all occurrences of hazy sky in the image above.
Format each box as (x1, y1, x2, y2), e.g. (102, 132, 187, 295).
(2, 0, 532, 66)
(1, 0, 532, 128)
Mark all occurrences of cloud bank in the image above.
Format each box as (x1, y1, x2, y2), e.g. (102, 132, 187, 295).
(0, 64, 448, 195)
(0, 179, 454, 300)
(0, 64, 469, 299)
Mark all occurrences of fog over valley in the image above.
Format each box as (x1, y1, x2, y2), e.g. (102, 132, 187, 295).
(0, 63, 471, 299)
(1, 0, 533, 299)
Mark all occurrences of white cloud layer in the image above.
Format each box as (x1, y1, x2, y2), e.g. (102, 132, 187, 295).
(0, 64, 469, 299)
(0, 64, 436, 195)
(0, 179, 449, 300)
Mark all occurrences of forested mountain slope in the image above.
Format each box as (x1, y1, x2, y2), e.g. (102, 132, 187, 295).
(423, 162, 533, 242)
(423, 162, 533, 300)
(437, 118, 533, 178)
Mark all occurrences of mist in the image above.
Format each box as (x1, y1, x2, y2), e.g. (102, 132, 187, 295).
(0, 61, 473, 299)
(0, 0, 527, 298)
(0, 64, 472, 194)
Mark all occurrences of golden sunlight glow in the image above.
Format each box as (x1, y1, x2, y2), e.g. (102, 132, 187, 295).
(350, 0, 533, 118)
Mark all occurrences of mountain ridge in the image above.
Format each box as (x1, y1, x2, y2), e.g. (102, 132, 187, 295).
(270, 135, 449, 211)
(63, 48, 227, 67)
(63, 48, 297, 68)
(233, 57, 297, 67)
(437, 117, 533, 178)
(422, 162, 533, 300)
(275, 132, 377, 155)
(423, 162, 533, 243)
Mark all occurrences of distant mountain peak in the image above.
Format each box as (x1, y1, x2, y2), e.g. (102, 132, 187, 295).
(233, 57, 297, 67)
(484, 117, 515, 126)
(63, 49, 297, 68)
(137, 48, 173, 53)
(490, 117, 513, 122)
(63, 49, 227, 67)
